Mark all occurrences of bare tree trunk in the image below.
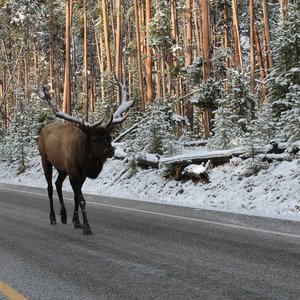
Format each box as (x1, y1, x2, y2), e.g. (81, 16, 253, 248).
(224, 1, 229, 92)
(145, 0, 153, 103)
(63, 0, 72, 115)
(193, 0, 202, 57)
(134, 0, 145, 110)
(249, 0, 255, 93)
(263, 31, 269, 75)
(34, 43, 40, 82)
(185, 0, 193, 130)
(280, 0, 288, 21)
(201, 0, 212, 138)
(185, 0, 192, 67)
(201, 0, 210, 82)
(89, 57, 96, 112)
(171, 0, 183, 115)
(102, 0, 112, 74)
(93, 25, 105, 102)
(262, 0, 273, 70)
(49, 1, 54, 95)
(254, 28, 267, 102)
(115, 0, 121, 85)
(154, 50, 161, 99)
(23, 53, 30, 102)
(83, 0, 88, 121)
(232, 0, 243, 71)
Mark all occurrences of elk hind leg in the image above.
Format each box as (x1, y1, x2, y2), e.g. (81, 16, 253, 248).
(55, 171, 67, 224)
(42, 158, 56, 224)
(72, 196, 83, 229)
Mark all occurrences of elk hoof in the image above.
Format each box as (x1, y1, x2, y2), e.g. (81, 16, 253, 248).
(50, 214, 57, 225)
(60, 212, 67, 224)
(73, 220, 83, 229)
(83, 222, 92, 235)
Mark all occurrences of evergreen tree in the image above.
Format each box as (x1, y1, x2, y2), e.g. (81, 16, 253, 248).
(0, 95, 42, 174)
(208, 69, 256, 149)
(267, 1, 300, 123)
(253, 103, 277, 143)
(148, 0, 173, 53)
(207, 98, 236, 149)
(281, 84, 300, 145)
(126, 100, 182, 157)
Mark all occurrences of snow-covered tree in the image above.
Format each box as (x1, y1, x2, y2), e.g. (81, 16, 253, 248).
(126, 100, 182, 157)
(208, 69, 256, 149)
(267, 1, 300, 125)
(0, 95, 42, 174)
(252, 103, 276, 143)
(207, 98, 236, 149)
(148, 1, 173, 53)
(281, 84, 300, 145)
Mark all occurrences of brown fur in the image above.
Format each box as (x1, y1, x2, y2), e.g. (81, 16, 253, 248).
(38, 121, 115, 234)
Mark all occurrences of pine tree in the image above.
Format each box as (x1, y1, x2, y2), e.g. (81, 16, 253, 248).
(281, 84, 300, 146)
(267, 1, 300, 123)
(207, 98, 236, 149)
(0, 95, 42, 174)
(253, 103, 276, 143)
(126, 100, 182, 157)
(207, 69, 256, 149)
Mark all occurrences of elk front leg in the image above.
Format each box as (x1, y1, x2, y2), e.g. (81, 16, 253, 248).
(55, 171, 67, 224)
(42, 159, 56, 225)
(70, 178, 91, 235)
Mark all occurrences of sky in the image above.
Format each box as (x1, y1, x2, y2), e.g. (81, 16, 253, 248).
(1, 144, 299, 222)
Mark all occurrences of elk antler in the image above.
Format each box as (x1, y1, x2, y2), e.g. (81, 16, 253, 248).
(29, 85, 103, 128)
(30, 84, 133, 128)
(108, 76, 134, 127)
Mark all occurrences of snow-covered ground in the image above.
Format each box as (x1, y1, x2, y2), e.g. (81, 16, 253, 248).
(1, 147, 300, 222)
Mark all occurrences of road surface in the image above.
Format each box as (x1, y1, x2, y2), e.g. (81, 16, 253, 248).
(0, 183, 300, 299)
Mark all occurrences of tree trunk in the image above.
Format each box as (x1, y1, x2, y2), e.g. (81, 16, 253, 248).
(224, 2, 230, 92)
(115, 0, 121, 91)
(201, 0, 212, 137)
(249, 0, 255, 93)
(63, 0, 72, 115)
(134, 0, 145, 110)
(83, 0, 88, 121)
(23, 53, 30, 102)
(280, 0, 288, 21)
(232, 0, 243, 71)
(101, 0, 112, 74)
(185, 0, 193, 130)
(193, 0, 202, 57)
(254, 27, 267, 102)
(145, 0, 153, 103)
(201, 0, 210, 82)
(262, 0, 273, 70)
(170, 0, 183, 116)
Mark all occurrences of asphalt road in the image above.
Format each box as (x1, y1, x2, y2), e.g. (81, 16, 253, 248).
(0, 183, 300, 300)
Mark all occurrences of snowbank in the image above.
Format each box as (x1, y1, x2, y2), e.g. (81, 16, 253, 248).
(1, 150, 299, 221)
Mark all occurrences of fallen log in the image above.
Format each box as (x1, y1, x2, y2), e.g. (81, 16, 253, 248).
(160, 149, 244, 180)
(137, 153, 160, 169)
(160, 149, 243, 167)
(181, 161, 210, 183)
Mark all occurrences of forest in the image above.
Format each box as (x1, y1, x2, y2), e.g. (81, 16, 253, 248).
(0, 0, 299, 174)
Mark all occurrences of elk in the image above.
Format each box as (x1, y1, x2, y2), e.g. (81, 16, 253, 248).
(32, 83, 133, 234)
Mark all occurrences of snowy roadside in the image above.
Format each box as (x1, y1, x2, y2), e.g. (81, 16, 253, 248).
(0, 152, 300, 222)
